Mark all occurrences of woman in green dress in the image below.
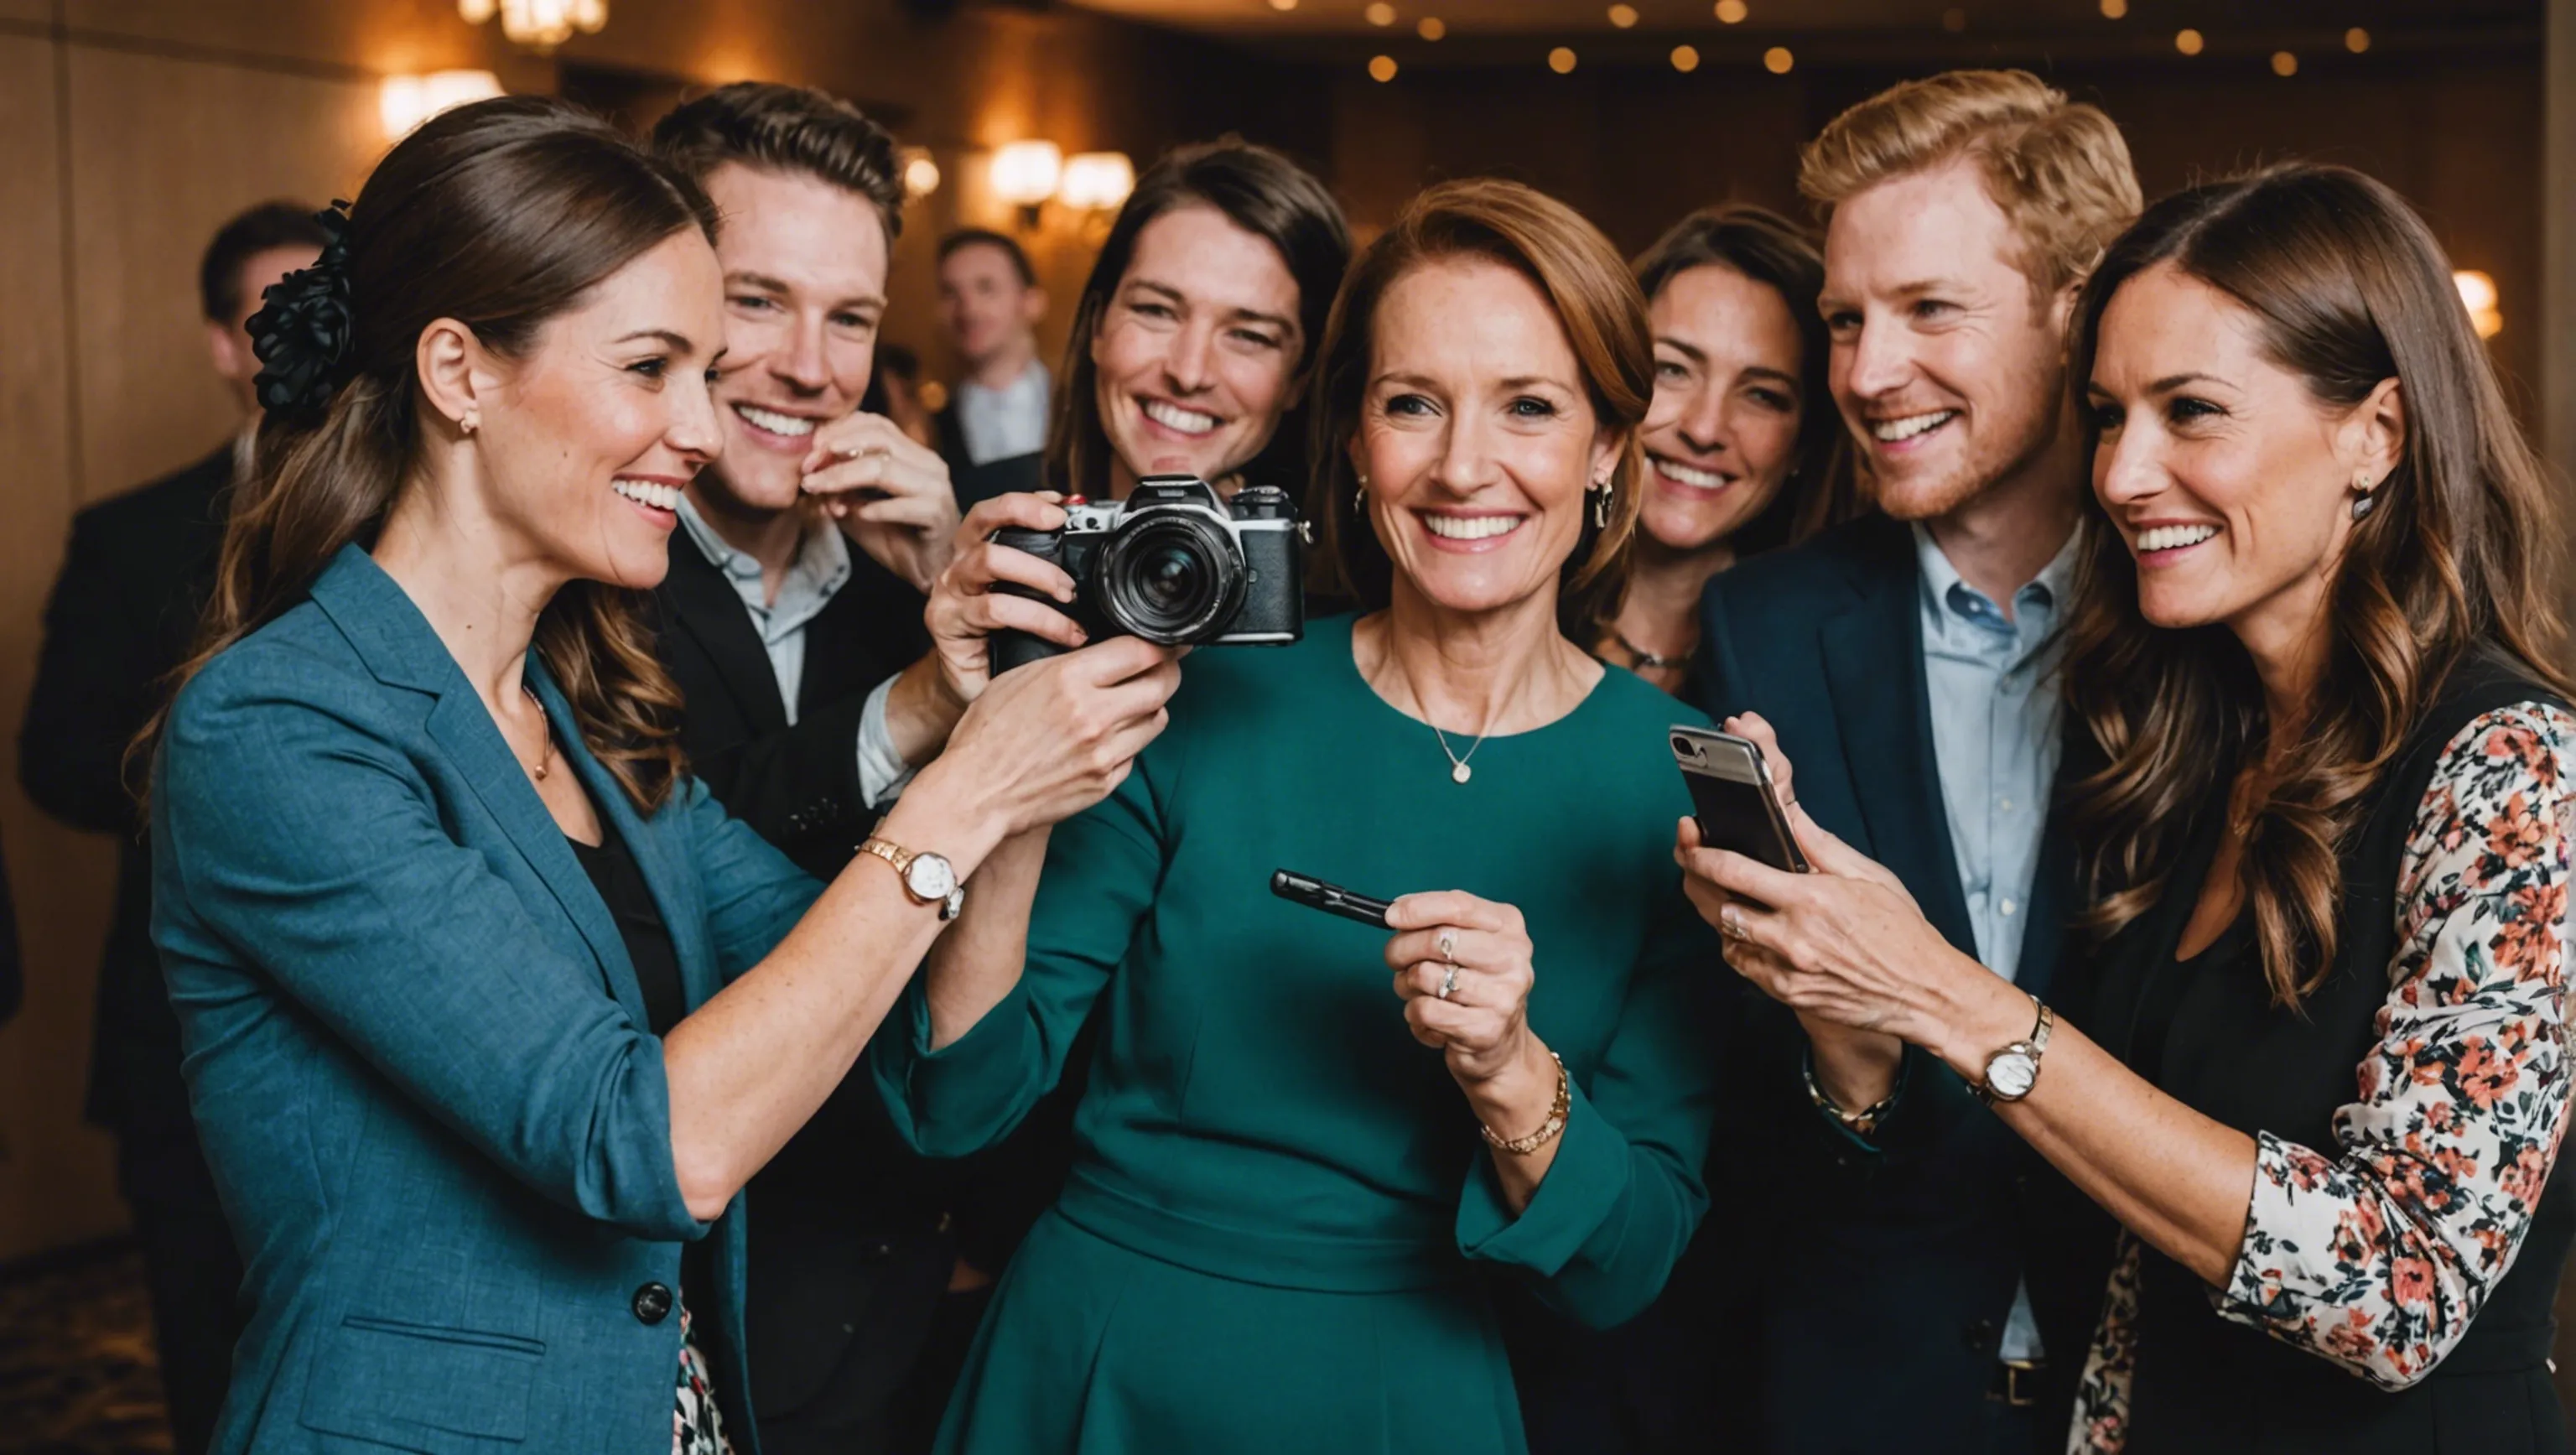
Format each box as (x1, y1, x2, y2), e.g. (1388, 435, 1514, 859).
(875, 178, 1726, 1453)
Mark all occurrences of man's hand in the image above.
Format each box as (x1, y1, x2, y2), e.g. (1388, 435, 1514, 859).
(801, 412, 963, 593)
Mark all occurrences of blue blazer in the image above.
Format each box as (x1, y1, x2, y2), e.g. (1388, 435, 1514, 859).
(152, 545, 821, 1454)
(1695, 512, 2079, 1454)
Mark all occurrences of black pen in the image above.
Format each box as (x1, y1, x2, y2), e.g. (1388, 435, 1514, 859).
(1270, 869, 1394, 928)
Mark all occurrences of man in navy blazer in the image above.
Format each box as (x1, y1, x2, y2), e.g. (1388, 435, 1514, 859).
(1691, 71, 2139, 1454)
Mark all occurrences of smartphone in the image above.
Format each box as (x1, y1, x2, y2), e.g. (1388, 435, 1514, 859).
(1670, 725, 1810, 875)
(1270, 869, 1394, 928)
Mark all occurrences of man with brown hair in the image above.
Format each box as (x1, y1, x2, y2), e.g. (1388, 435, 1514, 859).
(1687, 70, 2140, 1453)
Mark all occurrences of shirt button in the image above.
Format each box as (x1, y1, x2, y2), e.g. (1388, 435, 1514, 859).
(2000, 899, 2018, 917)
(631, 1282, 674, 1325)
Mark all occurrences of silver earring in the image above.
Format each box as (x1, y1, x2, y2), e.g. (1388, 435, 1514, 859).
(1353, 478, 1367, 515)
(1590, 481, 1613, 529)
(2351, 472, 2376, 520)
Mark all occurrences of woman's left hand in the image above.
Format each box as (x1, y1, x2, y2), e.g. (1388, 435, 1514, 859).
(1384, 890, 1542, 1089)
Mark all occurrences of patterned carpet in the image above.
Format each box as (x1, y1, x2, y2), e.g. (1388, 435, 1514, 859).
(0, 1243, 172, 1454)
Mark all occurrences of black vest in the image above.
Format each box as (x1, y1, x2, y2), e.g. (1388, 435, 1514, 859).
(2035, 649, 2575, 1454)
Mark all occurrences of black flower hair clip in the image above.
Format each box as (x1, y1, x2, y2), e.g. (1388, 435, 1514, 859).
(247, 200, 356, 422)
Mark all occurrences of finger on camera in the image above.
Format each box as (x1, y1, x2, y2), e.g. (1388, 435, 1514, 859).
(1385, 890, 1513, 935)
(958, 542, 1077, 602)
(1063, 635, 1183, 688)
(969, 595, 1087, 647)
(966, 491, 1070, 538)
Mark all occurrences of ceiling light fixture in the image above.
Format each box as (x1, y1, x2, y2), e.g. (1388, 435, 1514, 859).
(456, 0, 604, 51)
(990, 140, 1063, 228)
(1059, 152, 1137, 211)
(379, 70, 505, 139)
(900, 148, 941, 200)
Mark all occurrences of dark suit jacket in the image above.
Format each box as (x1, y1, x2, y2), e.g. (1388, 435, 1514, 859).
(19, 444, 230, 1172)
(650, 527, 1072, 1437)
(931, 402, 970, 476)
(1696, 512, 2080, 1455)
(950, 450, 1044, 513)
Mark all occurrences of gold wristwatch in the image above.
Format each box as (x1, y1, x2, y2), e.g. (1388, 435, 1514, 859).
(856, 832, 963, 921)
(1971, 995, 2053, 1105)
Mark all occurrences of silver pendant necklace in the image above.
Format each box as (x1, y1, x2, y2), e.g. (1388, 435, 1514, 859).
(1390, 643, 1490, 784)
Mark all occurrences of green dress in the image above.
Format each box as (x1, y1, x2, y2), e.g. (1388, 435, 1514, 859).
(874, 614, 1725, 1453)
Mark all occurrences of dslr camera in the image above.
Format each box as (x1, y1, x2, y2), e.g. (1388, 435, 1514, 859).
(989, 475, 1305, 673)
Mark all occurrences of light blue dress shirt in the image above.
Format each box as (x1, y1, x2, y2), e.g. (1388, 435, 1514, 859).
(676, 497, 914, 805)
(1913, 520, 2081, 1363)
(955, 361, 1052, 465)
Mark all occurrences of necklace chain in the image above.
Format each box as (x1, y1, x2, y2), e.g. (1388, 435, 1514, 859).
(519, 683, 555, 782)
(1389, 643, 1493, 786)
(1613, 626, 1690, 672)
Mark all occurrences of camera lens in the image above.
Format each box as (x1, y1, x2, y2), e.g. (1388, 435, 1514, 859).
(1098, 511, 1246, 644)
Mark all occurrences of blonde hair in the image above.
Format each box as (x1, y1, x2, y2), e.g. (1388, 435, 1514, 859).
(1800, 69, 2141, 305)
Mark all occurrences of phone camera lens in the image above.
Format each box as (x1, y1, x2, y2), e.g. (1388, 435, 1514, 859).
(1671, 735, 1696, 756)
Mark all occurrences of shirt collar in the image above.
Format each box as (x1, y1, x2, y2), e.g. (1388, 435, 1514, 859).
(962, 360, 1048, 404)
(676, 495, 851, 605)
(1913, 519, 2085, 637)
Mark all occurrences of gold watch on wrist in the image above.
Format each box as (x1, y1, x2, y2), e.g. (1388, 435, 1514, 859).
(1970, 995, 2053, 1105)
(856, 828, 963, 921)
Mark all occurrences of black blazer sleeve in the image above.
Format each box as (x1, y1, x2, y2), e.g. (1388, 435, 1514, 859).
(20, 504, 169, 832)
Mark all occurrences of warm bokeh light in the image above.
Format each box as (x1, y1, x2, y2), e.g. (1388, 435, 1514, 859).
(1059, 152, 1136, 210)
(1715, 0, 1748, 20)
(1417, 16, 1445, 39)
(1763, 45, 1794, 73)
(1549, 45, 1578, 73)
(380, 70, 504, 139)
(1368, 54, 1399, 81)
(1268, 0, 1296, 8)
(989, 140, 1062, 206)
(2456, 270, 2504, 338)
(2099, 0, 2126, 15)
(2345, 27, 2371, 53)
(1608, 3, 1639, 27)
(1365, 2, 1396, 25)
(2271, 50, 2297, 75)
(900, 148, 941, 200)
(2175, 28, 2205, 55)
(1670, 44, 1701, 71)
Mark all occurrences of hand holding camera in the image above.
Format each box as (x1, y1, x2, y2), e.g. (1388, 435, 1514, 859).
(911, 634, 1184, 853)
(922, 492, 1090, 709)
(987, 475, 1306, 675)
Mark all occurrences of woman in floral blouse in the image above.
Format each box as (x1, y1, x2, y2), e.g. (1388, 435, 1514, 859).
(1681, 163, 2576, 1453)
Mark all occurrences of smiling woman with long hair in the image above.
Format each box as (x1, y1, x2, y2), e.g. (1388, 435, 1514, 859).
(145, 96, 1178, 1453)
(1680, 162, 2576, 1453)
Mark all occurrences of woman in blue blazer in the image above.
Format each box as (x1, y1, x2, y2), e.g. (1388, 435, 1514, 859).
(146, 99, 1180, 1454)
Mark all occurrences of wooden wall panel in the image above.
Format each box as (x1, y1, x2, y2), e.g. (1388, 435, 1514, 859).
(65, 45, 383, 501)
(0, 30, 125, 1264)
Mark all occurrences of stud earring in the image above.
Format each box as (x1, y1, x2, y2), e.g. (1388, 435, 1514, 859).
(460, 412, 480, 435)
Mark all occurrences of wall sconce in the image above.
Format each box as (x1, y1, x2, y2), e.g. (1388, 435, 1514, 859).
(457, 0, 605, 51)
(2454, 270, 2504, 340)
(381, 70, 506, 141)
(990, 141, 1063, 228)
(1058, 152, 1137, 212)
(901, 148, 942, 202)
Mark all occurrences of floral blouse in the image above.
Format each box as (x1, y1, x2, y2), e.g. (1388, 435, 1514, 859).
(2072, 703, 2576, 1453)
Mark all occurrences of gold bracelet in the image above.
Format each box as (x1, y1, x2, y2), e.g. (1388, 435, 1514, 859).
(1480, 1051, 1571, 1156)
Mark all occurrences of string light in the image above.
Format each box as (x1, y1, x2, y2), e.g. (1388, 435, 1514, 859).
(1417, 16, 1445, 39)
(1549, 45, 1578, 73)
(2271, 50, 2298, 76)
(1763, 45, 1794, 73)
(1714, 0, 1748, 21)
(1671, 44, 1701, 71)
(1608, 3, 1638, 27)
(2345, 27, 2371, 53)
(2174, 28, 2205, 55)
(1368, 54, 1399, 81)
(1364, 2, 1395, 25)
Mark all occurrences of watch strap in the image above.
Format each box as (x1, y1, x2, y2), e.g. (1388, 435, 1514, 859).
(1970, 996, 2052, 1105)
(857, 836, 927, 902)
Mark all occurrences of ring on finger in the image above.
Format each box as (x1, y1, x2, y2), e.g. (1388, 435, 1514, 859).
(1720, 905, 1748, 940)
(1437, 930, 1457, 964)
(1439, 963, 1460, 1000)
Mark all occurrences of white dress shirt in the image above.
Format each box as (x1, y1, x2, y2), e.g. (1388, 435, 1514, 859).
(954, 361, 1051, 465)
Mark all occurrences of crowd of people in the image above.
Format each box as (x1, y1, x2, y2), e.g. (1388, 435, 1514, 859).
(17, 63, 2575, 1455)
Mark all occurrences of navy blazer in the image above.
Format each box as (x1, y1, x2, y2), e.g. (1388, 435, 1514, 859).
(152, 545, 821, 1454)
(1696, 512, 2079, 1454)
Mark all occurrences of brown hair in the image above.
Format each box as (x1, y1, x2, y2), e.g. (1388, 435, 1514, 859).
(2065, 163, 2570, 1005)
(153, 96, 717, 813)
(652, 81, 905, 244)
(1045, 139, 1352, 501)
(1628, 202, 1861, 558)
(1800, 69, 2140, 308)
(1312, 178, 1654, 640)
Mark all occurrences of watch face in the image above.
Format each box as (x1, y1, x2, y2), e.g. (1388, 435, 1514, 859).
(1987, 1052, 2038, 1100)
(905, 853, 958, 902)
